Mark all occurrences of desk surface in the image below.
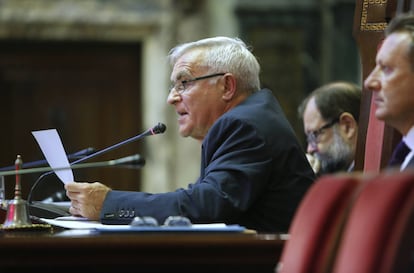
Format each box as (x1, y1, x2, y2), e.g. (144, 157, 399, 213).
(0, 228, 285, 273)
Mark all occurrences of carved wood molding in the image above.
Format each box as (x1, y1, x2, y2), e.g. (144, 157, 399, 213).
(360, 0, 388, 31)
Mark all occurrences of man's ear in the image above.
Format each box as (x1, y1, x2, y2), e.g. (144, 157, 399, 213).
(338, 112, 358, 139)
(222, 73, 237, 101)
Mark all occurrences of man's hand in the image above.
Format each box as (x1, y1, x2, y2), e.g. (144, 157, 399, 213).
(65, 182, 111, 220)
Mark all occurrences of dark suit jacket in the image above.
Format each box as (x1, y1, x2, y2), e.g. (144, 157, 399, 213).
(100, 89, 315, 232)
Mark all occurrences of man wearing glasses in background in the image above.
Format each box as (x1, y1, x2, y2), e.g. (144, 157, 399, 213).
(298, 82, 361, 176)
(64, 36, 315, 233)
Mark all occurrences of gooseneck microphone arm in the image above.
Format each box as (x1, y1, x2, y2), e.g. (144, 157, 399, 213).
(0, 147, 95, 171)
(70, 122, 166, 166)
(26, 122, 166, 204)
(0, 154, 145, 177)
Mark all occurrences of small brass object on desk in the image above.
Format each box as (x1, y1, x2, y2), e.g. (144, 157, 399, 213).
(1, 155, 51, 231)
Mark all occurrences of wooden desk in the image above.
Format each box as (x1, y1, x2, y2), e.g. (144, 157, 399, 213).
(0, 228, 285, 273)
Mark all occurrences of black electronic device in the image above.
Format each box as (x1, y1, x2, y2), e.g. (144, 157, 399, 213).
(29, 201, 71, 219)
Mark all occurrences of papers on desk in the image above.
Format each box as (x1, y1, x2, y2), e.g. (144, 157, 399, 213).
(40, 216, 106, 229)
(40, 216, 246, 233)
(95, 224, 246, 233)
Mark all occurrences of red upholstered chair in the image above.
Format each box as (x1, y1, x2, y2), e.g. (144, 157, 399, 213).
(276, 174, 365, 273)
(332, 170, 414, 273)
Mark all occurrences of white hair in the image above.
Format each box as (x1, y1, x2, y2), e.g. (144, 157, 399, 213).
(168, 36, 261, 93)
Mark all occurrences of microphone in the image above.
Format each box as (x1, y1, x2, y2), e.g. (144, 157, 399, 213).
(0, 154, 145, 177)
(69, 122, 166, 166)
(0, 147, 96, 171)
(9, 154, 144, 220)
(68, 147, 96, 160)
(25, 122, 166, 217)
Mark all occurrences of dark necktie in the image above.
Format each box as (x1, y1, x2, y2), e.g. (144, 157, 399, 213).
(388, 140, 411, 167)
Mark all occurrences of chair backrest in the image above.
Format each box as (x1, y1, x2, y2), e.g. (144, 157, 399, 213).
(276, 174, 365, 273)
(332, 170, 414, 273)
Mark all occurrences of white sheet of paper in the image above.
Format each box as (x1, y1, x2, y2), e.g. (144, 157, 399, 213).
(32, 129, 74, 184)
(40, 217, 228, 230)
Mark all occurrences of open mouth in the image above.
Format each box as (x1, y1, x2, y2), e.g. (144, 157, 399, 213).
(177, 109, 188, 116)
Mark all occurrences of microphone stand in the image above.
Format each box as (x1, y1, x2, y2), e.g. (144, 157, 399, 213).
(4, 122, 165, 222)
(26, 122, 166, 204)
(0, 147, 95, 171)
(0, 154, 144, 177)
(69, 122, 166, 166)
(0, 154, 144, 224)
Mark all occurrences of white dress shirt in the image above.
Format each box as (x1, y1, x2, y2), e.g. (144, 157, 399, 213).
(401, 126, 414, 170)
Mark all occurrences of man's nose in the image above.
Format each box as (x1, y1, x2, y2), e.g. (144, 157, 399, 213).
(307, 142, 318, 154)
(364, 68, 380, 92)
(167, 91, 181, 104)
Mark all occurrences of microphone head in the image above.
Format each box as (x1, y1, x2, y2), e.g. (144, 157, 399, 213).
(112, 154, 146, 169)
(72, 147, 96, 157)
(153, 123, 167, 134)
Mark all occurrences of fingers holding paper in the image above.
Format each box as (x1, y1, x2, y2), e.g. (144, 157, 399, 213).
(65, 182, 111, 220)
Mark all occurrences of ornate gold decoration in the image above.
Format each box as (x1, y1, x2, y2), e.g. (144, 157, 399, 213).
(360, 0, 388, 31)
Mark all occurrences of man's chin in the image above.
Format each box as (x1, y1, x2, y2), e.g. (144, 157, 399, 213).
(178, 127, 191, 138)
(374, 109, 387, 121)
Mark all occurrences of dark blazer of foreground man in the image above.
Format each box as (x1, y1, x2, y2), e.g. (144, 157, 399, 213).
(65, 36, 315, 233)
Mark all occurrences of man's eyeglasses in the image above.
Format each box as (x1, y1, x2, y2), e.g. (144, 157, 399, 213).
(169, 73, 226, 94)
(306, 117, 340, 145)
